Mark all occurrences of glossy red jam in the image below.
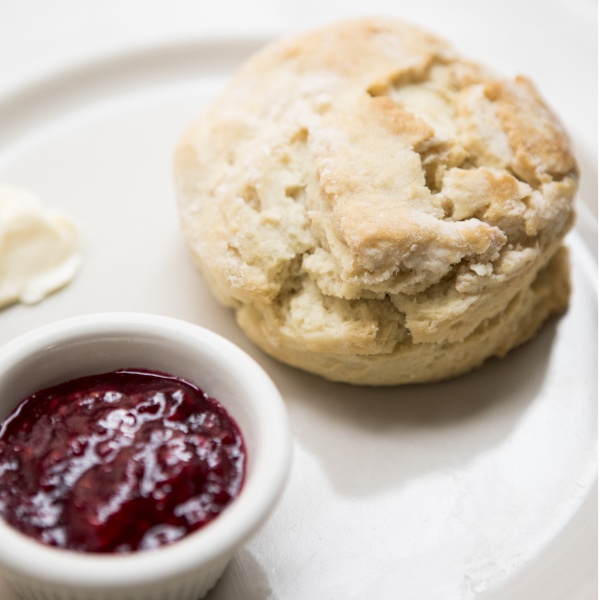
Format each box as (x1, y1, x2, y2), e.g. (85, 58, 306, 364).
(0, 369, 245, 553)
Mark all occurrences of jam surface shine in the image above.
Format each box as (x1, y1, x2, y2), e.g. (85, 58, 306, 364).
(0, 369, 246, 553)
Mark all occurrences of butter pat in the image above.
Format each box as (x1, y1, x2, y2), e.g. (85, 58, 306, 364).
(0, 184, 82, 308)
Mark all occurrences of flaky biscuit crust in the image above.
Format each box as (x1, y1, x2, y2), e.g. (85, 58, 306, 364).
(175, 18, 577, 385)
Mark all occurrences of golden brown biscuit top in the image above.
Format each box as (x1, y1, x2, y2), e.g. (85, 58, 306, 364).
(176, 17, 577, 320)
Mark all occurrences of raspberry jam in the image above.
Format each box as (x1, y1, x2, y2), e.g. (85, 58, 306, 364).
(0, 369, 246, 553)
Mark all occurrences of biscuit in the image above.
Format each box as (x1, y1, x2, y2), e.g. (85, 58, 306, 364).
(174, 18, 577, 385)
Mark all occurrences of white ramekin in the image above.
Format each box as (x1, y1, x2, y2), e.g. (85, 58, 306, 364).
(0, 312, 291, 600)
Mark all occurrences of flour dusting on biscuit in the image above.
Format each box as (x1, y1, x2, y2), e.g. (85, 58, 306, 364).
(174, 18, 577, 385)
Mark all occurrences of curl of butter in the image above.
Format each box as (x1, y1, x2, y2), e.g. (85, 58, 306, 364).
(0, 184, 82, 308)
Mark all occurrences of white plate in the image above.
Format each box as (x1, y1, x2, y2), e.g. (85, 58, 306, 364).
(0, 38, 596, 600)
